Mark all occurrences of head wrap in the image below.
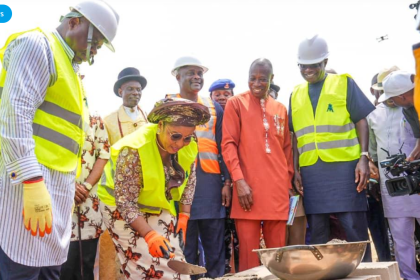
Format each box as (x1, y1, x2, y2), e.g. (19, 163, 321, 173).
(148, 98, 210, 126)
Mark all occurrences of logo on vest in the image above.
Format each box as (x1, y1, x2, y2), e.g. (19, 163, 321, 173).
(327, 104, 334, 113)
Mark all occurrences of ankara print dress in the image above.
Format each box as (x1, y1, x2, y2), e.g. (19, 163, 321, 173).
(101, 147, 196, 280)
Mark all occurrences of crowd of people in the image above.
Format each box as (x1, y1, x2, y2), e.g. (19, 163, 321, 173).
(1, 0, 420, 280)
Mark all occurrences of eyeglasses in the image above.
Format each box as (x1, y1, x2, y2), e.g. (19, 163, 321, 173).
(298, 63, 322, 70)
(167, 128, 196, 144)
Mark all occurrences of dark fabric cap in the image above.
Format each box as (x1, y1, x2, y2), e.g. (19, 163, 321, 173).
(209, 79, 235, 92)
(113, 67, 147, 97)
(270, 83, 280, 93)
(148, 98, 210, 126)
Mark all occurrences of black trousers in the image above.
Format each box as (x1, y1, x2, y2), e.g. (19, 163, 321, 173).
(60, 238, 99, 280)
(0, 246, 61, 280)
(308, 211, 372, 262)
(185, 218, 226, 280)
(366, 196, 391, 261)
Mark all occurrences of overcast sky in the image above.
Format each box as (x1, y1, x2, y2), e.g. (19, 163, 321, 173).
(1, 0, 419, 116)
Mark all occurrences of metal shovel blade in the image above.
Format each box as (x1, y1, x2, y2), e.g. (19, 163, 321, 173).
(167, 260, 207, 275)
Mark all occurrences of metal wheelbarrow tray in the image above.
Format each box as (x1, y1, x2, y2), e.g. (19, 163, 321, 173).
(253, 241, 370, 280)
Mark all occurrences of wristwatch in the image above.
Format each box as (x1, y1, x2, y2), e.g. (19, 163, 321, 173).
(82, 182, 93, 191)
(360, 152, 369, 158)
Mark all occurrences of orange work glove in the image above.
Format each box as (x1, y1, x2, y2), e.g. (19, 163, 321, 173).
(176, 212, 190, 246)
(23, 179, 53, 237)
(144, 230, 175, 259)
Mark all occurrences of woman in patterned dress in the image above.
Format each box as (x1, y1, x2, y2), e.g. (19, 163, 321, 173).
(98, 98, 210, 279)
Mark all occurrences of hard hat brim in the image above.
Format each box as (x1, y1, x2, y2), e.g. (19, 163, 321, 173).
(297, 55, 329, 65)
(70, 4, 116, 52)
(171, 64, 209, 76)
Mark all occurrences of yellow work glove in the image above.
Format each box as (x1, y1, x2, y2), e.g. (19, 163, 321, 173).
(23, 179, 53, 237)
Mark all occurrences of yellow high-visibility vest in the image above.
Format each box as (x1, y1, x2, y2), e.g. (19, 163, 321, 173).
(0, 28, 84, 172)
(166, 94, 220, 174)
(291, 74, 360, 167)
(97, 123, 198, 216)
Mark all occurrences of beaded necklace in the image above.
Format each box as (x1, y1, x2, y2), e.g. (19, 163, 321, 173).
(260, 97, 271, 154)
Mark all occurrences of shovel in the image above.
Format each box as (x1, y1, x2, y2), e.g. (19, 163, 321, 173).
(167, 260, 207, 275)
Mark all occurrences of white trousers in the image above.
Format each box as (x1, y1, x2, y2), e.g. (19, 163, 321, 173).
(388, 217, 420, 280)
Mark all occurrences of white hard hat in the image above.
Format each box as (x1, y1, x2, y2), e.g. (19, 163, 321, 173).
(171, 56, 208, 76)
(71, 0, 119, 52)
(297, 34, 329, 64)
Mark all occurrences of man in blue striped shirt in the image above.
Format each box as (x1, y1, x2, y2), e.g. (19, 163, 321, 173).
(0, 1, 119, 279)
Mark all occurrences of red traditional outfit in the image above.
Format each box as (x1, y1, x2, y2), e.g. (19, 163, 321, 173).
(222, 91, 294, 271)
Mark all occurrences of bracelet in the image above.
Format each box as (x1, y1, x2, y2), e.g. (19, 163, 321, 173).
(360, 152, 369, 157)
(82, 182, 93, 191)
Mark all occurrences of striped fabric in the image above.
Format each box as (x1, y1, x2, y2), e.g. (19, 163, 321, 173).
(0, 29, 79, 266)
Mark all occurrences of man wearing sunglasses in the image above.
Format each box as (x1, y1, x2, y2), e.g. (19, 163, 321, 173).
(289, 35, 375, 261)
(168, 56, 231, 279)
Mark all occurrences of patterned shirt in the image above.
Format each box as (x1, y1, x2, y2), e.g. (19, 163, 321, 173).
(71, 114, 110, 241)
(0, 29, 81, 266)
(114, 147, 196, 224)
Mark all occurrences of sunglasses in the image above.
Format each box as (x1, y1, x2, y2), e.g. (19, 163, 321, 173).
(298, 63, 322, 70)
(167, 128, 196, 143)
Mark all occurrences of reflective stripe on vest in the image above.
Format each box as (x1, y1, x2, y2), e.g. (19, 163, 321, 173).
(295, 123, 355, 138)
(104, 186, 161, 212)
(97, 123, 198, 216)
(0, 28, 84, 172)
(38, 101, 83, 129)
(291, 74, 361, 167)
(298, 137, 359, 154)
(166, 93, 221, 174)
(32, 123, 79, 155)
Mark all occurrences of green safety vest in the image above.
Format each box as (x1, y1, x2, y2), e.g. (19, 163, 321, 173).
(291, 74, 360, 167)
(97, 123, 198, 216)
(0, 28, 85, 172)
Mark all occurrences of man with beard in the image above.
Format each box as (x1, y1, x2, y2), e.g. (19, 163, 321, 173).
(0, 0, 119, 278)
(168, 56, 231, 279)
(222, 58, 294, 271)
(100, 67, 148, 279)
(376, 70, 420, 279)
(289, 35, 375, 262)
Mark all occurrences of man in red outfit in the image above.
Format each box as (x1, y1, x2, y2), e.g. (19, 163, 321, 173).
(222, 58, 294, 271)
